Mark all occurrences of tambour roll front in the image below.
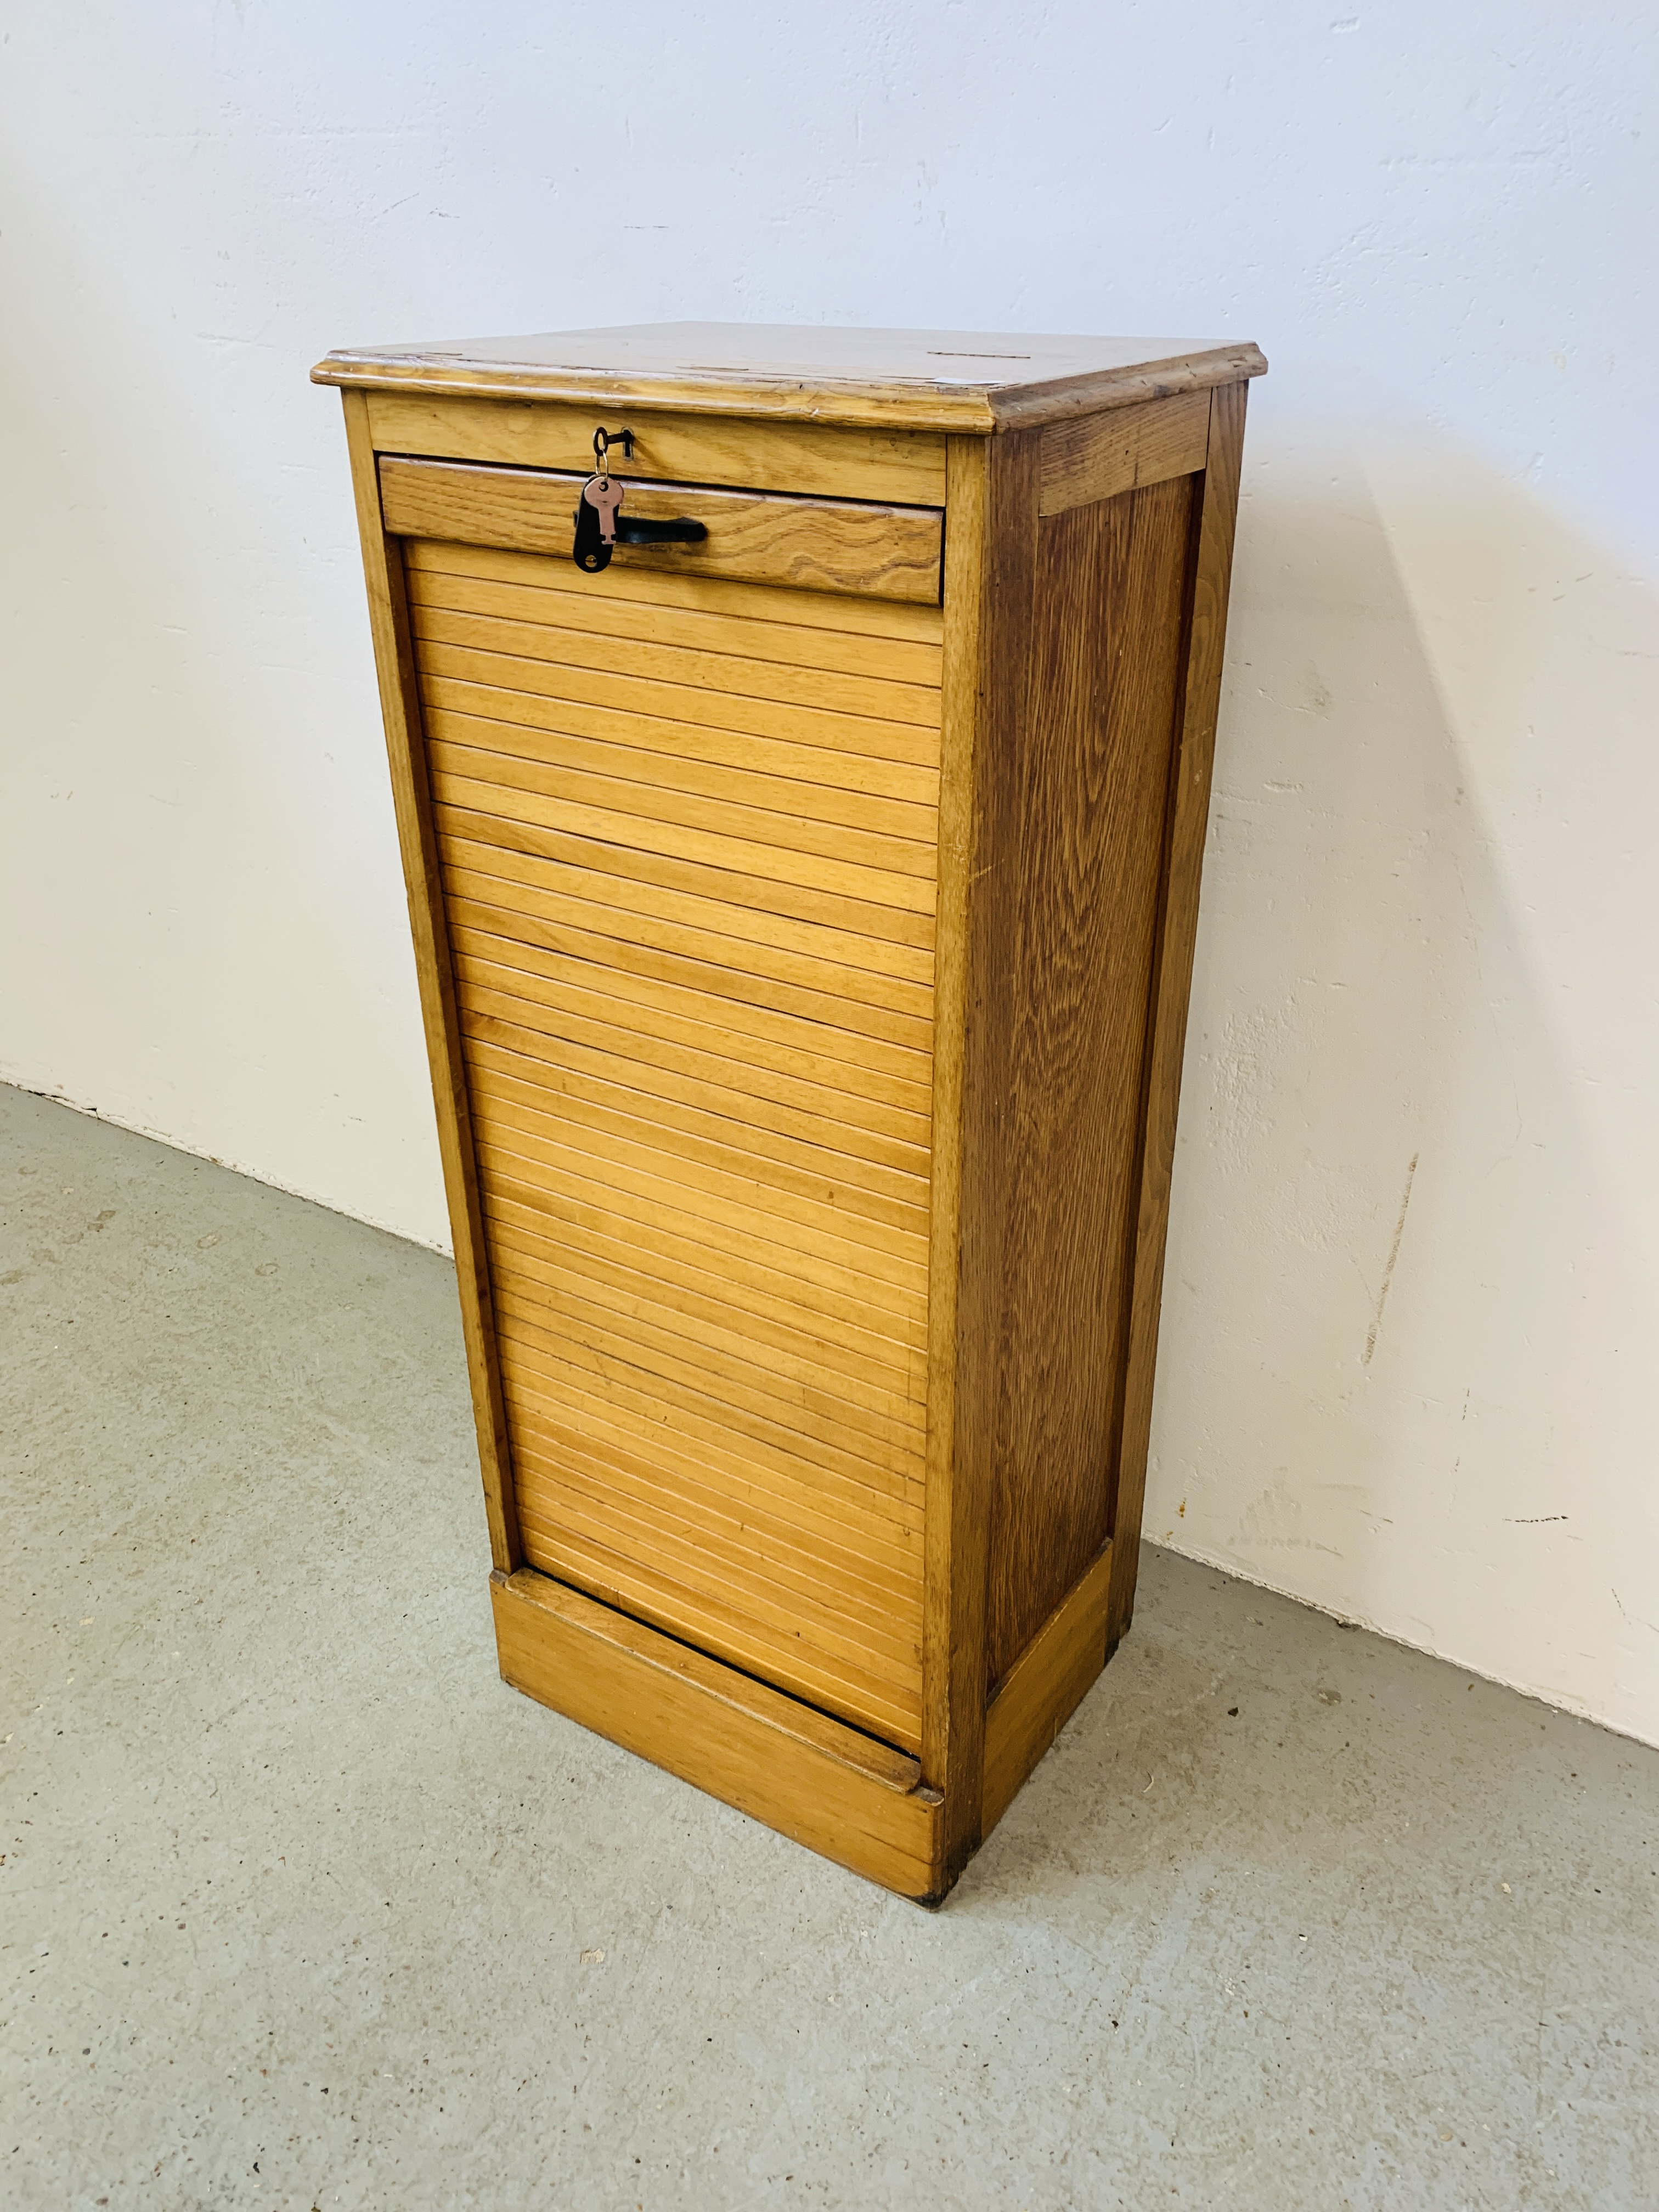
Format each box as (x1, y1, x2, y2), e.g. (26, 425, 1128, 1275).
(313, 323, 1265, 1902)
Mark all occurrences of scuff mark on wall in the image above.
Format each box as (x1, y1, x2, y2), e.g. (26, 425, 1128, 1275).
(1363, 1152, 1419, 1368)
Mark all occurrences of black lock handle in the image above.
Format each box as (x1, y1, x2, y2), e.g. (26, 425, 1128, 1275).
(615, 516, 708, 547)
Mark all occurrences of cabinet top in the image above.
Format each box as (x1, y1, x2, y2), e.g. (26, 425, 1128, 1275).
(311, 321, 1266, 434)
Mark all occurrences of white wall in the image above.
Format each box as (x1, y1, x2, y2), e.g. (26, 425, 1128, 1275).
(4, 4, 1657, 1741)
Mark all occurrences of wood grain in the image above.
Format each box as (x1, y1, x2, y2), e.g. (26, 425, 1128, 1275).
(400, 537, 947, 1753)
(381, 455, 945, 604)
(1039, 391, 1210, 516)
(405, 535, 945, 648)
(444, 868, 934, 1043)
(408, 589, 942, 728)
(314, 321, 1268, 436)
(436, 799, 938, 957)
(415, 627, 942, 771)
(464, 1044, 929, 1235)
(482, 1189, 930, 1394)
(981, 469, 1198, 1688)
(1107, 381, 1249, 1650)
(337, 391, 521, 1573)
(926, 428, 1042, 1875)
(491, 1568, 942, 1898)
(366, 390, 949, 506)
(404, 553, 946, 688)
(980, 1543, 1113, 1833)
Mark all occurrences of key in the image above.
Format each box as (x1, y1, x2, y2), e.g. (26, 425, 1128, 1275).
(584, 473, 624, 544)
(572, 474, 622, 573)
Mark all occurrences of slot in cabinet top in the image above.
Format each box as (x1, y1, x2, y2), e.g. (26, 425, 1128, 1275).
(312, 321, 1268, 433)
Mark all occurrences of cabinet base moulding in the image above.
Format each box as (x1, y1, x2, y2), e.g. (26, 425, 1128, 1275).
(490, 1566, 946, 1902)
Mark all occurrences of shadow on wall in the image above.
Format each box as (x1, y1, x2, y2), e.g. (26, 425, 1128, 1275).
(1146, 422, 1659, 1745)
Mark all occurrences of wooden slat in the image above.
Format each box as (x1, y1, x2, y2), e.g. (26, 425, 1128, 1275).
(451, 921, 930, 1099)
(1039, 390, 1211, 516)
(493, 1273, 925, 1470)
(445, 865, 933, 1046)
(435, 799, 937, 959)
(479, 1142, 927, 1342)
(409, 594, 941, 727)
(405, 557, 946, 687)
(484, 1197, 929, 1398)
(369, 391, 950, 507)
(474, 1108, 929, 1307)
(464, 1013, 928, 1182)
(406, 535, 945, 647)
(433, 764, 936, 920)
(513, 1505, 919, 1717)
(490, 1233, 922, 1433)
(491, 1239, 923, 1435)
(437, 823, 934, 998)
(381, 454, 945, 605)
(471, 1011, 929, 1196)
(513, 1452, 921, 1655)
(515, 1525, 921, 1740)
(466, 1041, 929, 1229)
(455, 956, 933, 1133)
(424, 672, 940, 808)
(498, 1332, 924, 1512)
(481, 1161, 927, 1370)
(415, 629, 941, 769)
(489, 1571, 940, 1895)
(515, 1525, 923, 1751)
(428, 719, 938, 877)
(514, 1452, 921, 1653)
(505, 1379, 923, 1562)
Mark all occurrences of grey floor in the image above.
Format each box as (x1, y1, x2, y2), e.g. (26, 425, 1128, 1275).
(4, 1085, 1657, 2211)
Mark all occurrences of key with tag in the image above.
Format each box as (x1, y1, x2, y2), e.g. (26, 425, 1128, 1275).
(572, 473, 622, 572)
(572, 426, 634, 572)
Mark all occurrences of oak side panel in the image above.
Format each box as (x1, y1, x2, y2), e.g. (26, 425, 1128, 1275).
(983, 468, 1199, 1689)
(1039, 391, 1210, 516)
(1106, 381, 1250, 1648)
(980, 1541, 1113, 1834)
(340, 390, 521, 1571)
(492, 1568, 943, 1900)
(935, 429, 1042, 1877)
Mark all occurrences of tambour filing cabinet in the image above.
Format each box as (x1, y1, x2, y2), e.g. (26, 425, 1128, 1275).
(314, 324, 1265, 1901)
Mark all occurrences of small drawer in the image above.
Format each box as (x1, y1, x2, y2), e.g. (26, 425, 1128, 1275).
(378, 453, 944, 606)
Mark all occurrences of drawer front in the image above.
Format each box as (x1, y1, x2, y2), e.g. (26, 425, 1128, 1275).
(405, 536, 941, 1752)
(382, 454, 944, 605)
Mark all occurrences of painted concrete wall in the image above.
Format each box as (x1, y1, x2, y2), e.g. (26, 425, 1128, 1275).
(4, 5, 1656, 1741)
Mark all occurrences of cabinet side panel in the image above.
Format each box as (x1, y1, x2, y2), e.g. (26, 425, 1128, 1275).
(340, 391, 521, 1570)
(1107, 382, 1249, 1648)
(941, 430, 1042, 1869)
(984, 467, 1199, 1688)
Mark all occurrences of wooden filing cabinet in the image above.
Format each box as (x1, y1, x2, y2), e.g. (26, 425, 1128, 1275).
(313, 323, 1265, 1903)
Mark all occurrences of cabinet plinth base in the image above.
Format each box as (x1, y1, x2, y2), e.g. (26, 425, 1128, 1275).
(490, 1567, 946, 1903)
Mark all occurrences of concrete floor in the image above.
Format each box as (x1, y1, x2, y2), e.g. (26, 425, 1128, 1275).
(4, 1084, 1658, 2211)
